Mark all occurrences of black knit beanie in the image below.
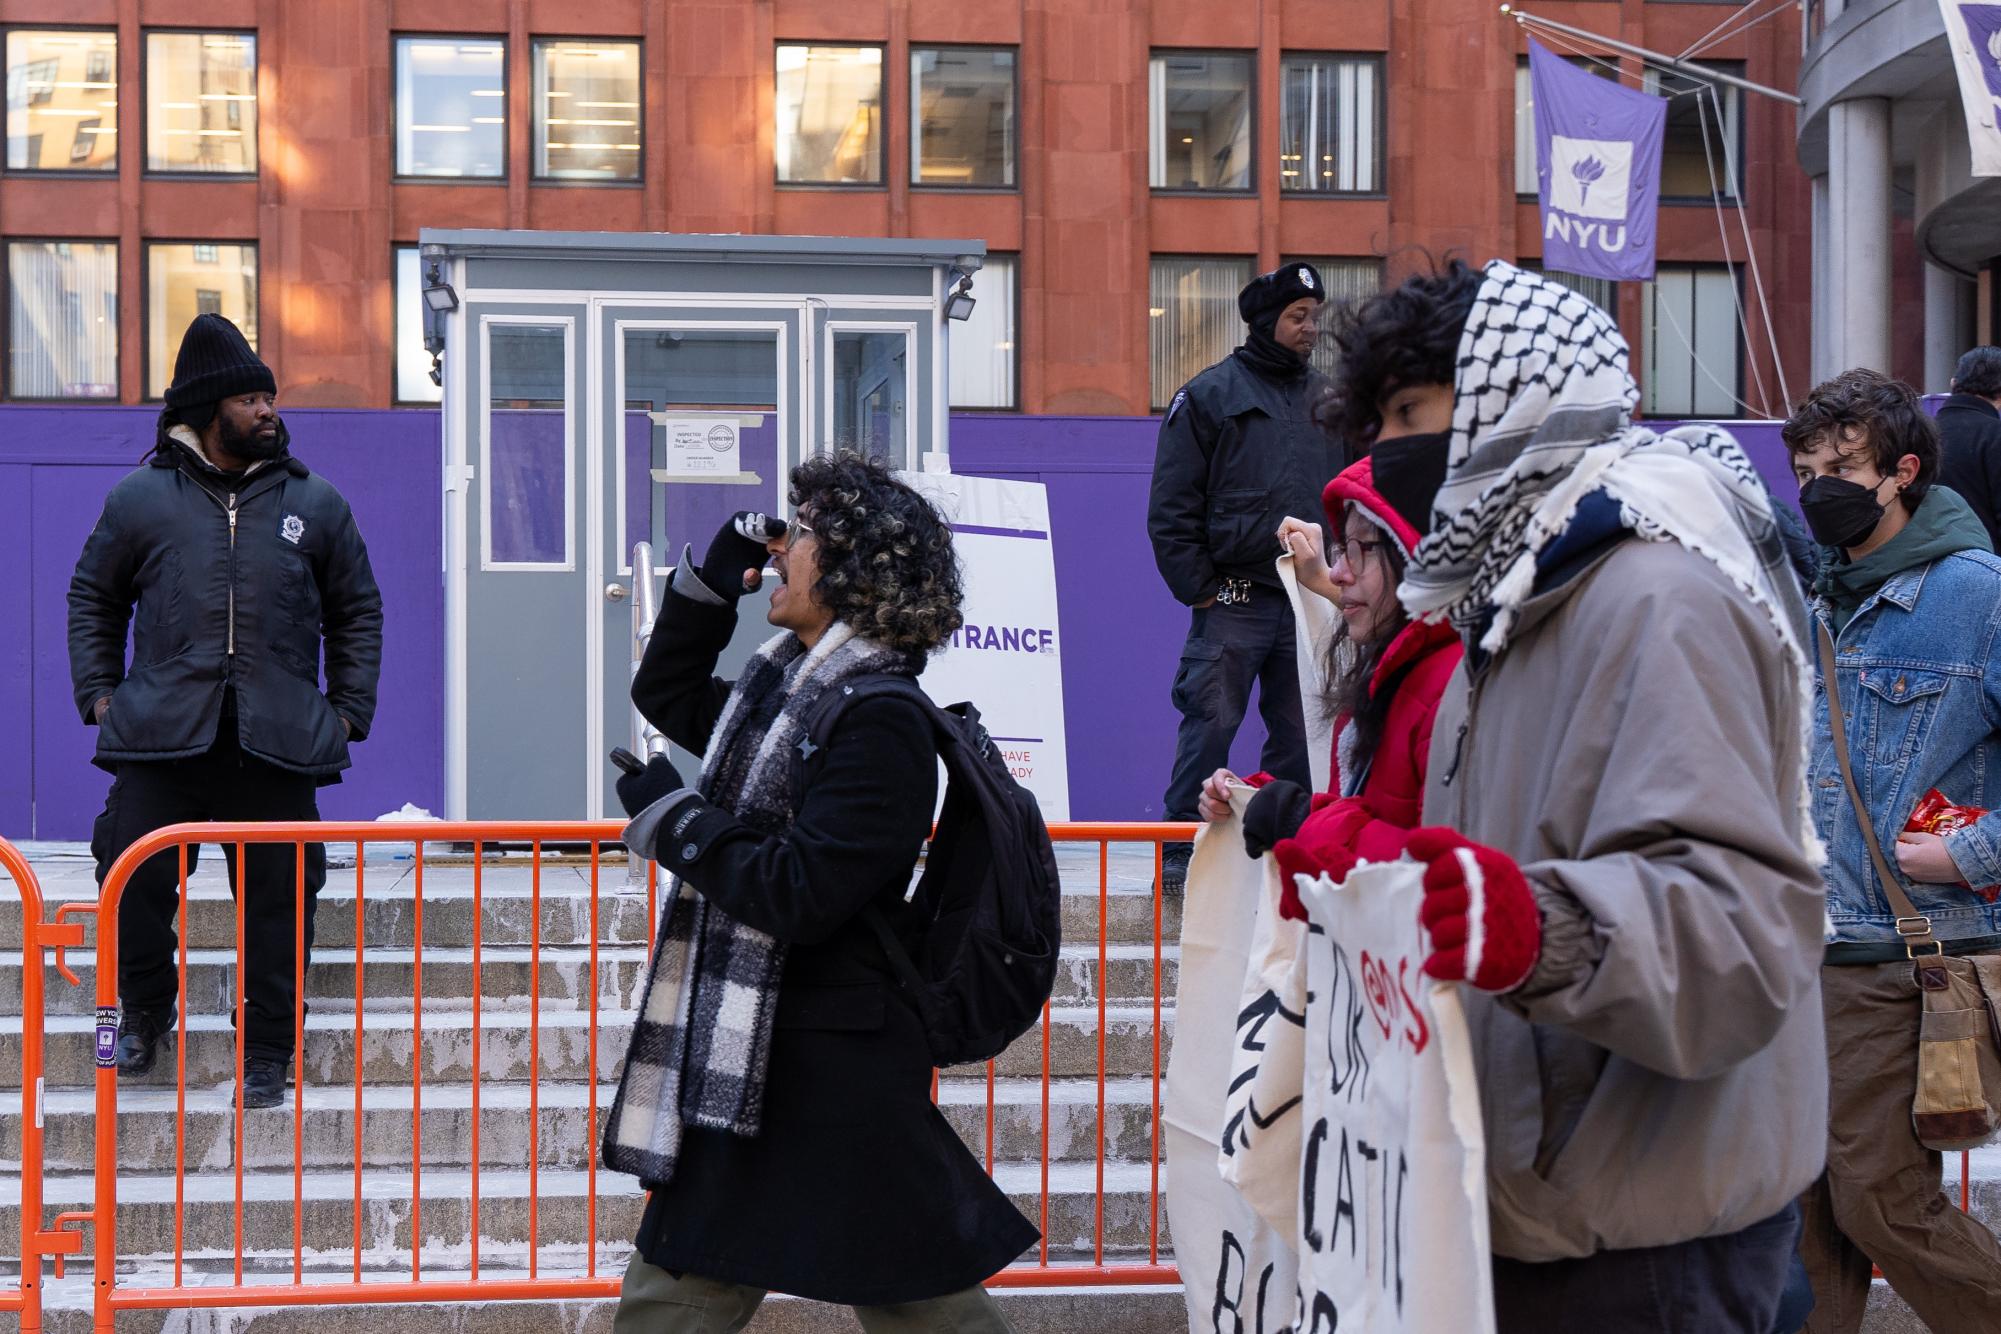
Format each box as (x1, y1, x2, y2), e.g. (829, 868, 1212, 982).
(163, 314, 274, 415)
(1238, 263, 1324, 335)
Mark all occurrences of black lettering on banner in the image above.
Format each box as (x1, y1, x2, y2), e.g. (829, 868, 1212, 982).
(1212, 1229, 1246, 1334)
(1325, 942, 1371, 1104)
(1357, 1136, 1385, 1287)
(1301, 1118, 1329, 1252)
(1254, 1262, 1277, 1334)
(1395, 1149, 1409, 1312)
(1330, 1127, 1359, 1260)
(1307, 1291, 1340, 1333)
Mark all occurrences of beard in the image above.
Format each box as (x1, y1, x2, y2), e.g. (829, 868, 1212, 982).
(219, 411, 286, 461)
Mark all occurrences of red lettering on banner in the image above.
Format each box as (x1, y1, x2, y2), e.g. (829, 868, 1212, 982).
(1358, 950, 1428, 1055)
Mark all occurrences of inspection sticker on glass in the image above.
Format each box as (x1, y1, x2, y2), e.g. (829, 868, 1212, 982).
(659, 414, 741, 478)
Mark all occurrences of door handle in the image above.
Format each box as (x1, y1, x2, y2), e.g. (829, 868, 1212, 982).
(605, 582, 629, 603)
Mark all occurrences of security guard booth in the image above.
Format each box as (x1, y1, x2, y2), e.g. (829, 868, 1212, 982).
(420, 229, 985, 820)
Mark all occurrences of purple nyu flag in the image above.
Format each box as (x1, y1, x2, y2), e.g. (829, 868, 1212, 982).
(1530, 39, 1667, 282)
(1940, 0, 2001, 176)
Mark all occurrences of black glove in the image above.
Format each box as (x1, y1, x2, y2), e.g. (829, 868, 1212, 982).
(616, 755, 686, 817)
(698, 511, 786, 599)
(1242, 780, 1311, 860)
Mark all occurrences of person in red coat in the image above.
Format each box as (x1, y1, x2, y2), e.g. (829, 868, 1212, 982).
(1197, 453, 1462, 917)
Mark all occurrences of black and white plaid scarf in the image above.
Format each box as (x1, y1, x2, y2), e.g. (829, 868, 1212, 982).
(1400, 260, 1820, 855)
(603, 622, 909, 1184)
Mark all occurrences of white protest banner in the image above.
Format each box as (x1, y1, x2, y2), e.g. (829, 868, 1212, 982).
(1277, 553, 1342, 794)
(898, 471, 1071, 820)
(1167, 792, 1299, 1334)
(1294, 861, 1494, 1334)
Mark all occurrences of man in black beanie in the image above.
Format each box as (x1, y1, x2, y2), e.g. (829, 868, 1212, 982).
(1146, 264, 1345, 889)
(68, 314, 383, 1108)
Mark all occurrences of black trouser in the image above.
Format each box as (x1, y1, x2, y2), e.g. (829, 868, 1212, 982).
(1161, 585, 1312, 821)
(1492, 1205, 1801, 1334)
(91, 728, 326, 1063)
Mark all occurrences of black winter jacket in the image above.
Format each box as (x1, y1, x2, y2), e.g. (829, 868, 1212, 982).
(1937, 393, 2001, 554)
(1147, 350, 1342, 606)
(625, 584, 1037, 1304)
(67, 425, 383, 778)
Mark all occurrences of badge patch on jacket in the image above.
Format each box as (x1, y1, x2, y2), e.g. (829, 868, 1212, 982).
(280, 514, 305, 545)
(1166, 388, 1188, 424)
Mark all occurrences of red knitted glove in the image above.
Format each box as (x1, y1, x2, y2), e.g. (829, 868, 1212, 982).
(1272, 837, 1357, 921)
(1406, 827, 1541, 993)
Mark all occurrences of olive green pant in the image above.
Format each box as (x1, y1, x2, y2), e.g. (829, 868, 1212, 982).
(612, 1252, 1018, 1333)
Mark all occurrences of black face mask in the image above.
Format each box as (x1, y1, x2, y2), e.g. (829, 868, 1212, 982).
(1370, 429, 1451, 537)
(1798, 474, 1890, 549)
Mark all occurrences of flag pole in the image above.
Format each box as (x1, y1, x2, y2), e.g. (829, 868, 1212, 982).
(1501, 6, 1804, 105)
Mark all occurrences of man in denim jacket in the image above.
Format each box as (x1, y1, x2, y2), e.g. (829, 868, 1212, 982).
(1787, 369, 2001, 1333)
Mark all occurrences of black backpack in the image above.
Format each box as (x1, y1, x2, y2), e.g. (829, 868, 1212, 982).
(802, 674, 1062, 1067)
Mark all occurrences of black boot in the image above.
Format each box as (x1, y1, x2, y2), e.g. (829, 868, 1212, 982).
(1155, 842, 1192, 896)
(115, 1008, 172, 1075)
(237, 1057, 289, 1110)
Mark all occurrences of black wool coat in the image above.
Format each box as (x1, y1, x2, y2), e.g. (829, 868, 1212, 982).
(66, 423, 383, 779)
(625, 584, 1038, 1305)
(1936, 393, 2001, 554)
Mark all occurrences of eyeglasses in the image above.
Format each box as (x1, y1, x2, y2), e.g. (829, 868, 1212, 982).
(1331, 536, 1386, 572)
(783, 516, 814, 550)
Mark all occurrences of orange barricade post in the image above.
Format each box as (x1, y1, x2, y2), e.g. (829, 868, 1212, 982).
(70, 819, 1192, 1329)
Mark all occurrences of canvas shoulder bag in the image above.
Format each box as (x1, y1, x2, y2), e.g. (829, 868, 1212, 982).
(1818, 620, 2001, 1152)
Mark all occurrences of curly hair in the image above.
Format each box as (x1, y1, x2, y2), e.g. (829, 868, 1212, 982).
(1780, 368, 1938, 511)
(788, 450, 965, 655)
(1321, 256, 1482, 447)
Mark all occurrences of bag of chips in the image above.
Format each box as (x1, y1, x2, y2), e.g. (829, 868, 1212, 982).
(1905, 790, 1999, 902)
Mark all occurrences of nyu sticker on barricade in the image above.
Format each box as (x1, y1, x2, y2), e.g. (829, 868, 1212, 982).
(899, 471, 1072, 821)
(1530, 38, 1667, 282)
(95, 1005, 119, 1068)
(1294, 860, 1495, 1334)
(1939, 0, 2001, 176)
(1166, 793, 1299, 1334)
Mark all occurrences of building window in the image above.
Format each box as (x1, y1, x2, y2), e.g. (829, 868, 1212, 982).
(1644, 61, 1742, 200)
(395, 245, 444, 404)
(532, 39, 640, 181)
(8, 240, 118, 398)
(147, 242, 256, 399)
(1279, 55, 1381, 194)
(6, 31, 117, 172)
(950, 254, 1017, 409)
(911, 47, 1015, 188)
(146, 32, 256, 174)
(1642, 264, 1741, 417)
(1515, 55, 1618, 195)
(1282, 256, 1384, 379)
(1149, 53, 1252, 192)
(775, 45, 883, 185)
(1523, 260, 1618, 316)
(395, 36, 505, 179)
(1149, 256, 1252, 409)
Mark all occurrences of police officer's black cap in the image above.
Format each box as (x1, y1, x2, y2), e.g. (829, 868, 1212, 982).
(1238, 264, 1324, 330)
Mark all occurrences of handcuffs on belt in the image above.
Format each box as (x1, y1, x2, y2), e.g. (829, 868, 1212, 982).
(1214, 577, 1255, 606)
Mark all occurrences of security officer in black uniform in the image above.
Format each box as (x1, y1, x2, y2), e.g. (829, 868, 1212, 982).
(1147, 264, 1344, 889)
(68, 314, 383, 1108)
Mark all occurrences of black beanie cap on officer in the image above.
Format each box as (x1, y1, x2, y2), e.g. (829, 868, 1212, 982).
(1238, 263, 1324, 335)
(163, 313, 275, 418)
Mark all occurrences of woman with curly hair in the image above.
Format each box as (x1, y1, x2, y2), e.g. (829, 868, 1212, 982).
(607, 452, 1036, 1331)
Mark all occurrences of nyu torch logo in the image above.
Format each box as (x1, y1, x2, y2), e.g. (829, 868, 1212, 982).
(1546, 135, 1634, 253)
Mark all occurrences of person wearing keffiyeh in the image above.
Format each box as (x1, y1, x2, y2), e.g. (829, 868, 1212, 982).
(602, 452, 1035, 1331)
(1281, 259, 1830, 1333)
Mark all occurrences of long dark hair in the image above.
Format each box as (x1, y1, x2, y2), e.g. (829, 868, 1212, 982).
(1324, 511, 1411, 779)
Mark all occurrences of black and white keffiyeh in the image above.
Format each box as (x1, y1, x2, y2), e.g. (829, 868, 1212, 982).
(1400, 260, 1820, 854)
(603, 621, 909, 1185)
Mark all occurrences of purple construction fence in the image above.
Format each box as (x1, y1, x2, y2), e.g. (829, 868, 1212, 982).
(0, 406, 1793, 839)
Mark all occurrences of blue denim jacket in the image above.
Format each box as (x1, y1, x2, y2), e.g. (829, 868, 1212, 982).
(1812, 549, 2001, 943)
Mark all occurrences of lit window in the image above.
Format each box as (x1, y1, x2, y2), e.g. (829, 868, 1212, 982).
(533, 39, 639, 181)
(146, 32, 255, 174)
(147, 243, 256, 399)
(5, 30, 117, 172)
(1642, 265, 1742, 417)
(1149, 53, 1252, 191)
(775, 45, 882, 185)
(911, 48, 1014, 187)
(396, 36, 505, 179)
(949, 255, 1017, 409)
(1149, 256, 1253, 409)
(1279, 55, 1381, 194)
(395, 245, 444, 403)
(1280, 257, 1384, 378)
(1514, 55, 1619, 195)
(8, 241, 118, 398)
(1644, 61, 1742, 200)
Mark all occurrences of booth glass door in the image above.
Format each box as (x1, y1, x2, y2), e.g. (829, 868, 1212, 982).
(594, 303, 805, 817)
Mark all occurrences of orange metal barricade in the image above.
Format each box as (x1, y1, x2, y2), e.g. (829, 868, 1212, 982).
(68, 819, 1191, 1328)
